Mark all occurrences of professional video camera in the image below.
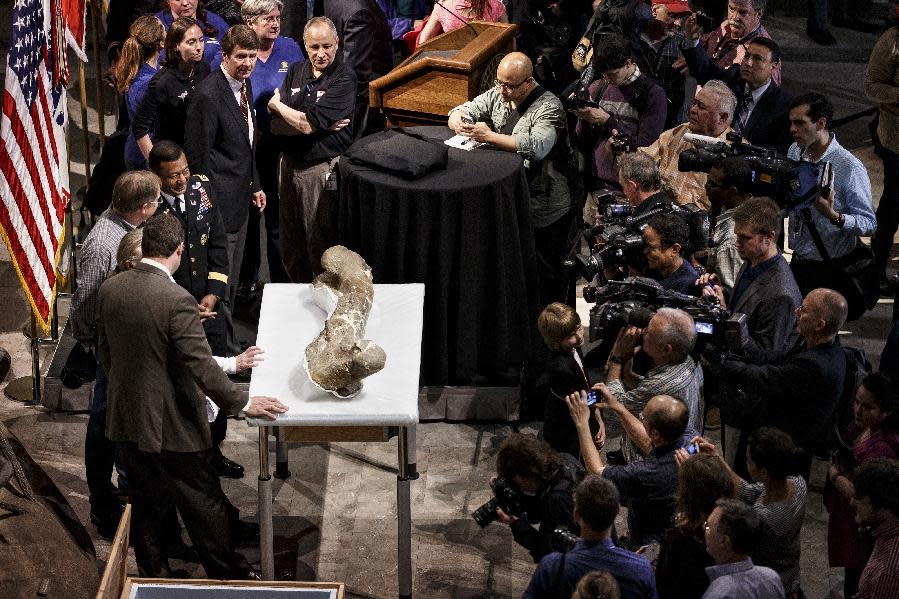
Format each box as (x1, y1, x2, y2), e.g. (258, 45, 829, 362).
(471, 478, 526, 528)
(584, 277, 748, 354)
(568, 202, 711, 285)
(677, 132, 826, 211)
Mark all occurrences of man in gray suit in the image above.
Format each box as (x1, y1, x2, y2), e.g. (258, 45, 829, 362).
(98, 213, 287, 578)
(703, 197, 802, 463)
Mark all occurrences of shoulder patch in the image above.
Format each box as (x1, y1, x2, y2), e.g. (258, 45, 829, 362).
(197, 174, 209, 181)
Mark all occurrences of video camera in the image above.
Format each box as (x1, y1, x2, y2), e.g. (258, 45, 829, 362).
(677, 132, 827, 212)
(585, 277, 748, 355)
(568, 202, 711, 284)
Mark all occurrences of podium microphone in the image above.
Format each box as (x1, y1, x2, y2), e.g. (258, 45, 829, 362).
(432, 0, 480, 39)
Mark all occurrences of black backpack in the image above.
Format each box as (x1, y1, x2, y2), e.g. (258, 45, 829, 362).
(826, 345, 871, 456)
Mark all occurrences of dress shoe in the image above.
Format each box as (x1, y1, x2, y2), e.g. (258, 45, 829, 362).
(90, 502, 125, 540)
(807, 26, 837, 46)
(213, 454, 245, 478)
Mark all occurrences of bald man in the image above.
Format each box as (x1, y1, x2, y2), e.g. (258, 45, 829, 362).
(448, 52, 582, 306)
(564, 390, 690, 546)
(720, 287, 849, 479)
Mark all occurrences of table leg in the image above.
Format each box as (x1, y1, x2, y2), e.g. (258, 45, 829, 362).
(396, 425, 418, 599)
(258, 426, 274, 580)
(274, 426, 291, 480)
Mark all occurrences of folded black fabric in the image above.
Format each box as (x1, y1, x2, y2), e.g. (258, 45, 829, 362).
(344, 127, 448, 179)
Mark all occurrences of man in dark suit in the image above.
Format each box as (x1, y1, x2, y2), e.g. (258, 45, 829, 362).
(681, 25, 792, 154)
(149, 140, 246, 478)
(320, 0, 393, 136)
(97, 213, 287, 578)
(719, 287, 848, 480)
(702, 197, 802, 463)
(185, 24, 266, 312)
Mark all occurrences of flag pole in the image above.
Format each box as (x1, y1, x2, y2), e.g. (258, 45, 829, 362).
(89, 0, 105, 146)
(78, 60, 92, 182)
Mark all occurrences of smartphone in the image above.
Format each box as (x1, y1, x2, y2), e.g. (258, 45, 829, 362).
(686, 442, 700, 455)
(586, 390, 598, 406)
(460, 114, 474, 125)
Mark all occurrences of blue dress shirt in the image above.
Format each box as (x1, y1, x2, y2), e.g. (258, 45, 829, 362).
(787, 134, 876, 261)
(703, 558, 785, 598)
(125, 62, 158, 168)
(523, 538, 658, 599)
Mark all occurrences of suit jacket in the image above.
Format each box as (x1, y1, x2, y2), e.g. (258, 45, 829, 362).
(321, 0, 393, 99)
(543, 349, 598, 459)
(184, 68, 261, 234)
(729, 255, 802, 357)
(98, 263, 247, 453)
(723, 336, 846, 456)
(681, 44, 792, 154)
(154, 174, 229, 302)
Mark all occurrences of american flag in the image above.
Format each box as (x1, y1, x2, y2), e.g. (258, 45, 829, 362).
(0, 0, 70, 331)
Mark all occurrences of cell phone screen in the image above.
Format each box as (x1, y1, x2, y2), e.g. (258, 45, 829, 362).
(687, 442, 699, 455)
(586, 391, 597, 406)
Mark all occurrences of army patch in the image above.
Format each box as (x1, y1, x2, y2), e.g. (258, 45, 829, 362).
(198, 187, 213, 215)
(192, 181, 201, 190)
(197, 174, 209, 181)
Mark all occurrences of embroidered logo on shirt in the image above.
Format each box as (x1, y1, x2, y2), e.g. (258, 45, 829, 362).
(291, 87, 302, 96)
(279, 61, 289, 73)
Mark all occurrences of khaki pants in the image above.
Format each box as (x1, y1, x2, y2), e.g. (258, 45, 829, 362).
(278, 154, 338, 282)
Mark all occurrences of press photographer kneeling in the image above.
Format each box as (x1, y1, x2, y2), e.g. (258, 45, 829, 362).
(474, 434, 584, 562)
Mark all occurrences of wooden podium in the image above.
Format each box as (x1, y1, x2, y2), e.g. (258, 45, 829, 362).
(369, 21, 518, 127)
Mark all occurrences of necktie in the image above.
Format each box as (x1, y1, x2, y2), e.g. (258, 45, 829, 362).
(239, 82, 249, 131)
(734, 90, 753, 135)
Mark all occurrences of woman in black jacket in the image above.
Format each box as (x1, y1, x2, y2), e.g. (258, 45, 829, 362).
(131, 16, 211, 160)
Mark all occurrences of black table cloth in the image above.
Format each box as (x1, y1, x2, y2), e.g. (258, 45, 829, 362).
(339, 126, 540, 387)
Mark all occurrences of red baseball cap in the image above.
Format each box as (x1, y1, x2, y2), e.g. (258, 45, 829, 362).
(653, 0, 692, 14)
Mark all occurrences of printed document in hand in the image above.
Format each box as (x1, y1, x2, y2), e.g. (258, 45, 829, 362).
(445, 135, 485, 151)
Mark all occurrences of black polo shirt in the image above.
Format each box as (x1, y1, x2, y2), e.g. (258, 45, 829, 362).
(276, 58, 357, 163)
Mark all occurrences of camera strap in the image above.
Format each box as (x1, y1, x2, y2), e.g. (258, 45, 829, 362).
(801, 208, 832, 262)
(552, 551, 567, 595)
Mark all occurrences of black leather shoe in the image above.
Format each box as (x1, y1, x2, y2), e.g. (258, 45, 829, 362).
(90, 502, 125, 539)
(213, 454, 245, 478)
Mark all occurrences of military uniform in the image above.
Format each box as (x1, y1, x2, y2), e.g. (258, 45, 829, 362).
(155, 174, 229, 304)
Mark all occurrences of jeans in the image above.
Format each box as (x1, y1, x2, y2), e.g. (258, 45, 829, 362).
(84, 364, 126, 514)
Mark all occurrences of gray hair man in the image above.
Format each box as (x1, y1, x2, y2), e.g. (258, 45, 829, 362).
(640, 80, 737, 209)
(602, 307, 703, 461)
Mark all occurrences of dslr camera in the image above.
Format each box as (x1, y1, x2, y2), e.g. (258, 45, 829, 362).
(678, 132, 828, 212)
(472, 478, 526, 528)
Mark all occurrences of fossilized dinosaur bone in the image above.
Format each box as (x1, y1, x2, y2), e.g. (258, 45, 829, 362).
(305, 246, 386, 397)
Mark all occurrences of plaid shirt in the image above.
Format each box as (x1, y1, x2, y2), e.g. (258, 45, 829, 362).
(707, 207, 743, 296)
(606, 355, 704, 463)
(640, 123, 733, 210)
(70, 209, 135, 346)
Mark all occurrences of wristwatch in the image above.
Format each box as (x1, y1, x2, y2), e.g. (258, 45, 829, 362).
(829, 212, 846, 228)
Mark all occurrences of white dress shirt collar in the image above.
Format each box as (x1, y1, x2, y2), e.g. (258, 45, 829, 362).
(140, 258, 176, 283)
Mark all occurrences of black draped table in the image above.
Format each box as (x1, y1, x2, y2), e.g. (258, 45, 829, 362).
(338, 126, 540, 416)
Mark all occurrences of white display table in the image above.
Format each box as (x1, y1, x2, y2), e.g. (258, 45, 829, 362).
(247, 284, 424, 598)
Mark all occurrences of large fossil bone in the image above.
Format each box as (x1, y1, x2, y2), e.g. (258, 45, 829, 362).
(305, 246, 386, 397)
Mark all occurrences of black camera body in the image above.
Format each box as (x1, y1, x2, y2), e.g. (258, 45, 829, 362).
(472, 478, 526, 528)
(585, 277, 748, 355)
(569, 202, 711, 284)
(609, 132, 632, 153)
(551, 527, 580, 553)
(677, 133, 826, 212)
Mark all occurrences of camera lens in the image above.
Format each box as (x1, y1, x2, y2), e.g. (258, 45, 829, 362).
(471, 496, 501, 528)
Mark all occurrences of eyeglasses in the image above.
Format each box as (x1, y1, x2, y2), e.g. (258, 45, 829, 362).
(145, 199, 163, 206)
(256, 14, 281, 25)
(494, 77, 530, 91)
